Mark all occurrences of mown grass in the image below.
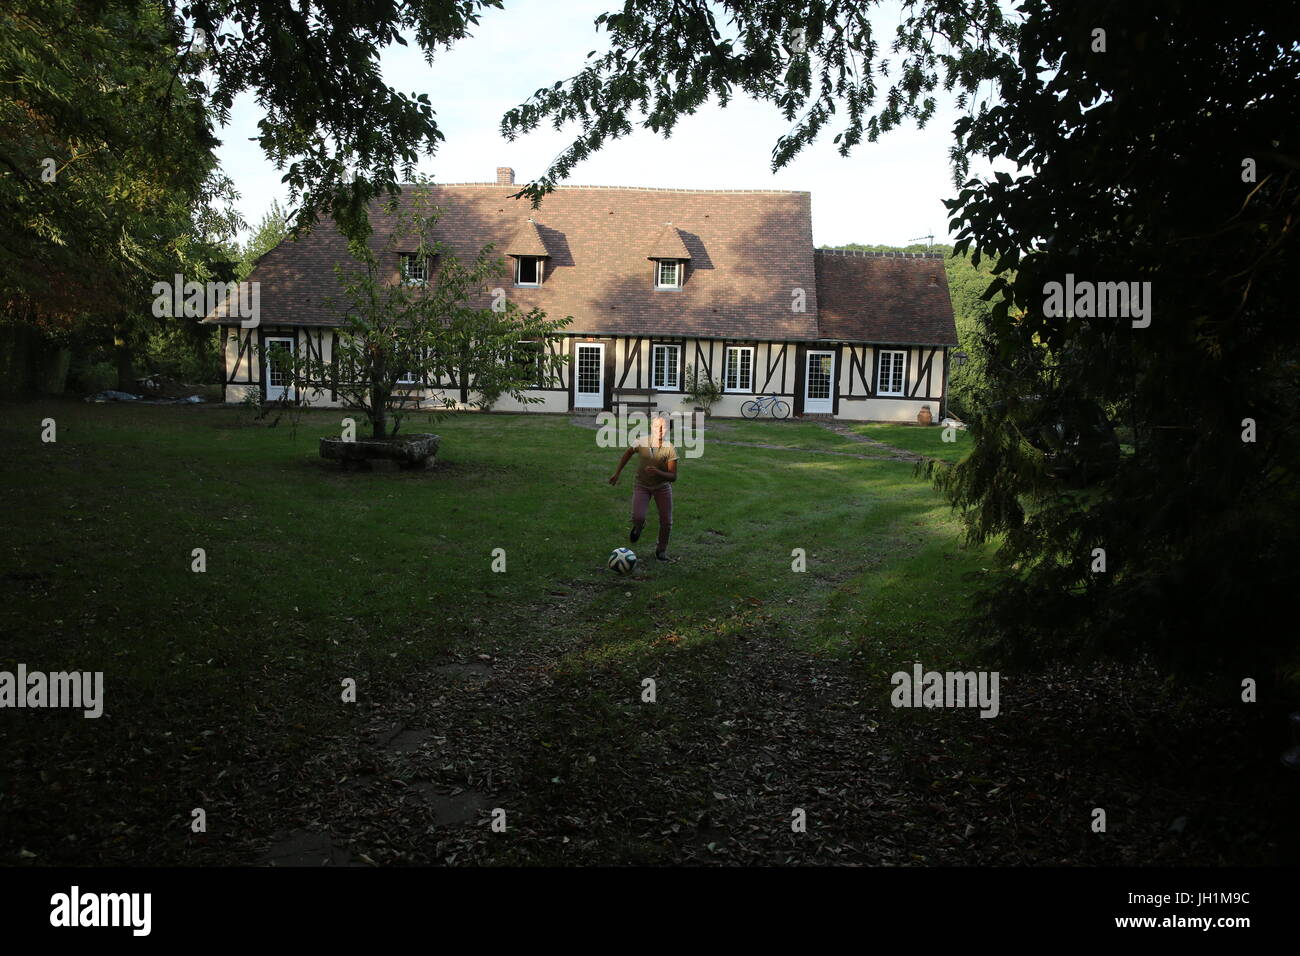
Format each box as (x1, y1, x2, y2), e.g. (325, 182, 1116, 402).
(1, 400, 990, 733)
(3, 402, 1291, 868)
(0, 400, 995, 860)
(848, 422, 972, 463)
(705, 417, 866, 452)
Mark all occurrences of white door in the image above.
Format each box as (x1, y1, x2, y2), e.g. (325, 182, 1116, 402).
(805, 350, 834, 414)
(575, 343, 605, 409)
(265, 336, 296, 401)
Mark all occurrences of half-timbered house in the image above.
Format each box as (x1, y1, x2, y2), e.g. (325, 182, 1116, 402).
(207, 168, 958, 422)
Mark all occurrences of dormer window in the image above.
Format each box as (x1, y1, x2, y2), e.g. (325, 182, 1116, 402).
(647, 223, 691, 289)
(515, 256, 543, 287)
(400, 254, 428, 285)
(655, 259, 683, 289)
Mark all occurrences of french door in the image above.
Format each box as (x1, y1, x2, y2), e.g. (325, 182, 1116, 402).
(574, 343, 605, 409)
(804, 350, 834, 414)
(264, 336, 296, 402)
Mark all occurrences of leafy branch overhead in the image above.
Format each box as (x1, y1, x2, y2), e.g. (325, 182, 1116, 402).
(180, 0, 505, 239)
(501, 0, 1017, 202)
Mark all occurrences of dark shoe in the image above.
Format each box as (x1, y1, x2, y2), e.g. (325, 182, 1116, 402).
(656, 550, 669, 561)
(630, 522, 644, 543)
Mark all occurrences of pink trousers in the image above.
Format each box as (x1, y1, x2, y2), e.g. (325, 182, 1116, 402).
(631, 483, 673, 551)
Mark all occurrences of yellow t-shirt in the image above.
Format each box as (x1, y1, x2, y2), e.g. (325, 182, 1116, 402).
(633, 439, 677, 489)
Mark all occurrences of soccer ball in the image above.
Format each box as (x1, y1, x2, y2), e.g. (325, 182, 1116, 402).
(608, 547, 637, 575)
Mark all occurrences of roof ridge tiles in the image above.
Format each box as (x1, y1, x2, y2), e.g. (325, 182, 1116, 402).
(398, 181, 810, 195)
(816, 248, 946, 259)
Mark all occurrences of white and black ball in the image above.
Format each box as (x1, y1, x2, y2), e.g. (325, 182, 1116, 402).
(607, 547, 637, 575)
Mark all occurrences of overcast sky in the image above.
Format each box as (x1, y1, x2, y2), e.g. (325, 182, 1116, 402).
(215, 0, 1006, 248)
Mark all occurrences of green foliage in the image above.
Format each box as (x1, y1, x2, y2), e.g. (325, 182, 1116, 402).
(237, 199, 291, 281)
(501, 0, 1017, 202)
(143, 325, 223, 385)
(509, 1, 1300, 684)
(287, 188, 571, 439)
(1, 0, 244, 395)
(933, 2, 1300, 681)
(70, 360, 117, 396)
(183, 0, 504, 239)
(826, 242, 1004, 420)
(0, 0, 231, 317)
(683, 363, 723, 414)
(2, 0, 509, 391)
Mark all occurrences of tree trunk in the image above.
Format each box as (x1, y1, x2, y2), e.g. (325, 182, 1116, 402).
(371, 382, 387, 439)
(113, 316, 136, 392)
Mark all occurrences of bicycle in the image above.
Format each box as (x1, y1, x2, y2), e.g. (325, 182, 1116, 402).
(741, 393, 791, 419)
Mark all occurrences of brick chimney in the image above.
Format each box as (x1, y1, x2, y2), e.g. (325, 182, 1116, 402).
(496, 166, 514, 185)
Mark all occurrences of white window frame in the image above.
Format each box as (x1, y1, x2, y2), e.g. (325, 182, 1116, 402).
(651, 343, 681, 390)
(515, 256, 543, 287)
(654, 259, 682, 289)
(877, 349, 906, 396)
(724, 346, 754, 393)
(264, 336, 296, 401)
(400, 253, 428, 285)
(574, 342, 605, 408)
(804, 349, 835, 413)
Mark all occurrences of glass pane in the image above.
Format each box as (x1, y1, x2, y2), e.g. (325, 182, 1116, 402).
(268, 341, 291, 386)
(578, 346, 601, 393)
(808, 353, 831, 399)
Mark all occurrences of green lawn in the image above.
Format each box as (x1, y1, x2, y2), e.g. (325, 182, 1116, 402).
(848, 422, 973, 463)
(701, 418, 974, 464)
(705, 417, 870, 452)
(1, 402, 1281, 866)
(1, 404, 987, 683)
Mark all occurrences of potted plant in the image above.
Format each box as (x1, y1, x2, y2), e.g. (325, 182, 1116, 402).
(684, 363, 723, 418)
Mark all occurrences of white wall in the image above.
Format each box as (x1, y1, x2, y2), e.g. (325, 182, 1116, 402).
(219, 328, 948, 423)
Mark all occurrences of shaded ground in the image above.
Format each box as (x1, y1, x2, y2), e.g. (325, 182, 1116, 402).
(1, 403, 1294, 866)
(222, 626, 1292, 866)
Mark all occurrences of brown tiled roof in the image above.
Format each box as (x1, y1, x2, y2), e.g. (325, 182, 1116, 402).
(217, 181, 954, 346)
(219, 182, 820, 341)
(814, 249, 958, 346)
(647, 223, 692, 260)
(505, 218, 550, 257)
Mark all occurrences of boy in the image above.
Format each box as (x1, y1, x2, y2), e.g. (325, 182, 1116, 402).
(608, 416, 678, 560)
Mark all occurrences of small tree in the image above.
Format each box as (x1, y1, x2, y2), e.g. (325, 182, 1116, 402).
(684, 363, 723, 416)
(238, 199, 291, 281)
(288, 191, 569, 440)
